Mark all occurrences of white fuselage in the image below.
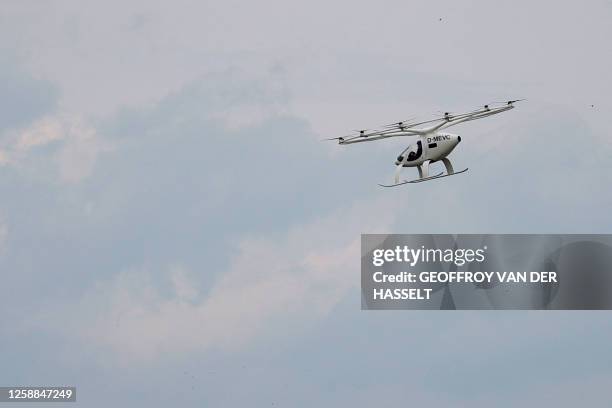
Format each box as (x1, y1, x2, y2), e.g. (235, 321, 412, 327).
(395, 132, 461, 167)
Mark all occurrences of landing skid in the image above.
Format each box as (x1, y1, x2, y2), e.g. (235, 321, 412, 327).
(378, 168, 468, 188)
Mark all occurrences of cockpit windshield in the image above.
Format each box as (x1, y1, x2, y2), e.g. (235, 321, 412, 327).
(405, 140, 423, 161)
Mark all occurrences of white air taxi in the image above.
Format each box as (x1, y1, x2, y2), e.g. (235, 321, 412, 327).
(328, 100, 523, 187)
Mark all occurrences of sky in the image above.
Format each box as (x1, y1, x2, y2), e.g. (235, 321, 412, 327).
(1, 0, 612, 406)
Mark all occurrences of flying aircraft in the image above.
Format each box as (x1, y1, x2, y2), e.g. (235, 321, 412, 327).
(328, 100, 523, 187)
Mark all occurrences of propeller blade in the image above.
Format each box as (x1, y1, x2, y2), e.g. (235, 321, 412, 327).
(381, 117, 416, 128)
(324, 135, 349, 141)
(494, 98, 526, 105)
(351, 129, 377, 137)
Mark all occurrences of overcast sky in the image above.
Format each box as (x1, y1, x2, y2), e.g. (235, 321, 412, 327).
(1, 0, 612, 406)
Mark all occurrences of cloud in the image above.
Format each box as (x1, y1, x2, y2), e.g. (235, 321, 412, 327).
(14, 116, 64, 150)
(169, 264, 198, 302)
(0, 57, 109, 183)
(42, 196, 397, 361)
(0, 115, 111, 183)
(1, 3, 612, 407)
(9, 69, 612, 367)
(54, 116, 112, 183)
(0, 55, 58, 133)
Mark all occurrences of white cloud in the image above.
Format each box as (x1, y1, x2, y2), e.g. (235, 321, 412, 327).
(0, 115, 112, 183)
(15, 116, 64, 150)
(169, 264, 198, 302)
(55, 117, 110, 183)
(43, 196, 397, 361)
